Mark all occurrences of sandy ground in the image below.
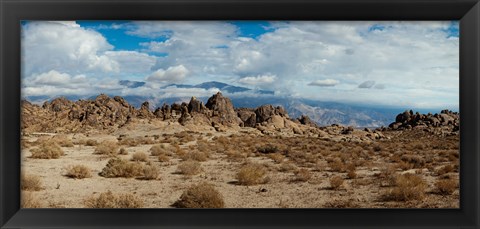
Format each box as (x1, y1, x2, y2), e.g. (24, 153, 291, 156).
(21, 125, 460, 209)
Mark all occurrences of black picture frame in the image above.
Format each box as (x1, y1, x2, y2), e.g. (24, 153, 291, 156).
(1, 0, 479, 228)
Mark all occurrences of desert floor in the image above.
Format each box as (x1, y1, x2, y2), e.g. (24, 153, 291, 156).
(21, 122, 459, 208)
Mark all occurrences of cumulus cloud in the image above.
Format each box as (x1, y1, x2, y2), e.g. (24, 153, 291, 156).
(21, 20, 459, 110)
(146, 65, 189, 83)
(308, 79, 339, 87)
(238, 74, 277, 85)
(28, 70, 86, 87)
(358, 81, 376, 89)
(22, 21, 118, 76)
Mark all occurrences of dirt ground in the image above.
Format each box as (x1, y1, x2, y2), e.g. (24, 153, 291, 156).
(21, 122, 460, 208)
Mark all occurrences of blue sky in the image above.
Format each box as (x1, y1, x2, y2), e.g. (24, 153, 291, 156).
(21, 21, 459, 110)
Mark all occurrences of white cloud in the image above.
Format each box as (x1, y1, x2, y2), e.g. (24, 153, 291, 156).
(146, 65, 189, 83)
(104, 51, 156, 74)
(22, 21, 118, 76)
(238, 74, 277, 85)
(308, 79, 339, 87)
(21, 21, 459, 110)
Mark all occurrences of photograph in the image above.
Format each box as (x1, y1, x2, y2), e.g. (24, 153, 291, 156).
(20, 20, 460, 209)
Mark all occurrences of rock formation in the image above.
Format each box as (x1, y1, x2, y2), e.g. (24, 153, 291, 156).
(388, 109, 459, 135)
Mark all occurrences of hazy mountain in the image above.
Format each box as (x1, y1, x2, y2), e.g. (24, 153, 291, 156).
(165, 81, 274, 95)
(119, 80, 146, 88)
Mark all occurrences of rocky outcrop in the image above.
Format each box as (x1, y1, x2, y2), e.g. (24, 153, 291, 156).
(136, 101, 154, 119)
(205, 92, 242, 126)
(188, 97, 208, 114)
(297, 115, 317, 127)
(236, 108, 256, 128)
(388, 110, 459, 135)
(255, 105, 288, 123)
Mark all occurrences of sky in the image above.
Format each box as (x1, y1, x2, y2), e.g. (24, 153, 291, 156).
(21, 21, 459, 110)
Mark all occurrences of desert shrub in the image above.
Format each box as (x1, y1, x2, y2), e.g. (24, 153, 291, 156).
(177, 160, 202, 175)
(267, 153, 285, 163)
(94, 141, 119, 156)
(384, 173, 427, 201)
(30, 141, 64, 159)
(330, 176, 344, 190)
(118, 148, 128, 155)
(293, 168, 312, 182)
(435, 179, 457, 195)
(65, 165, 92, 179)
(142, 164, 160, 180)
(150, 144, 168, 156)
(437, 164, 454, 176)
(99, 158, 144, 178)
(181, 151, 208, 162)
(51, 135, 74, 147)
(119, 137, 139, 147)
(279, 162, 297, 172)
(257, 144, 279, 154)
(236, 163, 268, 185)
(173, 183, 225, 208)
(328, 158, 346, 172)
(131, 152, 148, 162)
(347, 170, 357, 179)
(21, 174, 43, 191)
(84, 191, 144, 208)
(85, 139, 98, 146)
(372, 145, 383, 152)
(158, 154, 170, 162)
(346, 163, 357, 179)
(400, 154, 425, 168)
(21, 192, 43, 208)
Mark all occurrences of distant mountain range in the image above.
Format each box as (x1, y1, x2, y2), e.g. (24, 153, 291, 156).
(164, 81, 274, 95)
(23, 80, 441, 128)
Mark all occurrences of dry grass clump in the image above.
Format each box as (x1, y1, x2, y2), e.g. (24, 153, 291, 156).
(118, 147, 128, 155)
(177, 160, 202, 175)
(131, 152, 148, 162)
(21, 174, 43, 191)
(257, 144, 279, 154)
(434, 179, 457, 195)
(278, 161, 297, 172)
(173, 183, 225, 208)
(65, 165, 92, 179)
(142, 164, 160, 180)
(329, 176, 344, 190)
(346, 163, 357, 179)
(21, 192, 43, 208)
(267, 153, 285, 163)
(51, 135, 74, 147)
(384, 173, 427, 201)
(118, 137, 139, 146)
(84, 191, 144, 208)
(99, 158, 144, 178)
(30, 141, 65, 159)
(328, 158, 346, 172)
(94, 140, 119, 156)
(150, 144, 168, 156)
(437, 164, 454, 176)
(293, 168, 312, 182)
(236, 163, 268, 185)
(181, 151, 209, 162)
(85, 139, 98, 146)
(400, 154, 426, 168)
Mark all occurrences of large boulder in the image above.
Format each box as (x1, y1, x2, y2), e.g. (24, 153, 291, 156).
(205, 92, 242, 126)
(236, 108, 256, 128)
